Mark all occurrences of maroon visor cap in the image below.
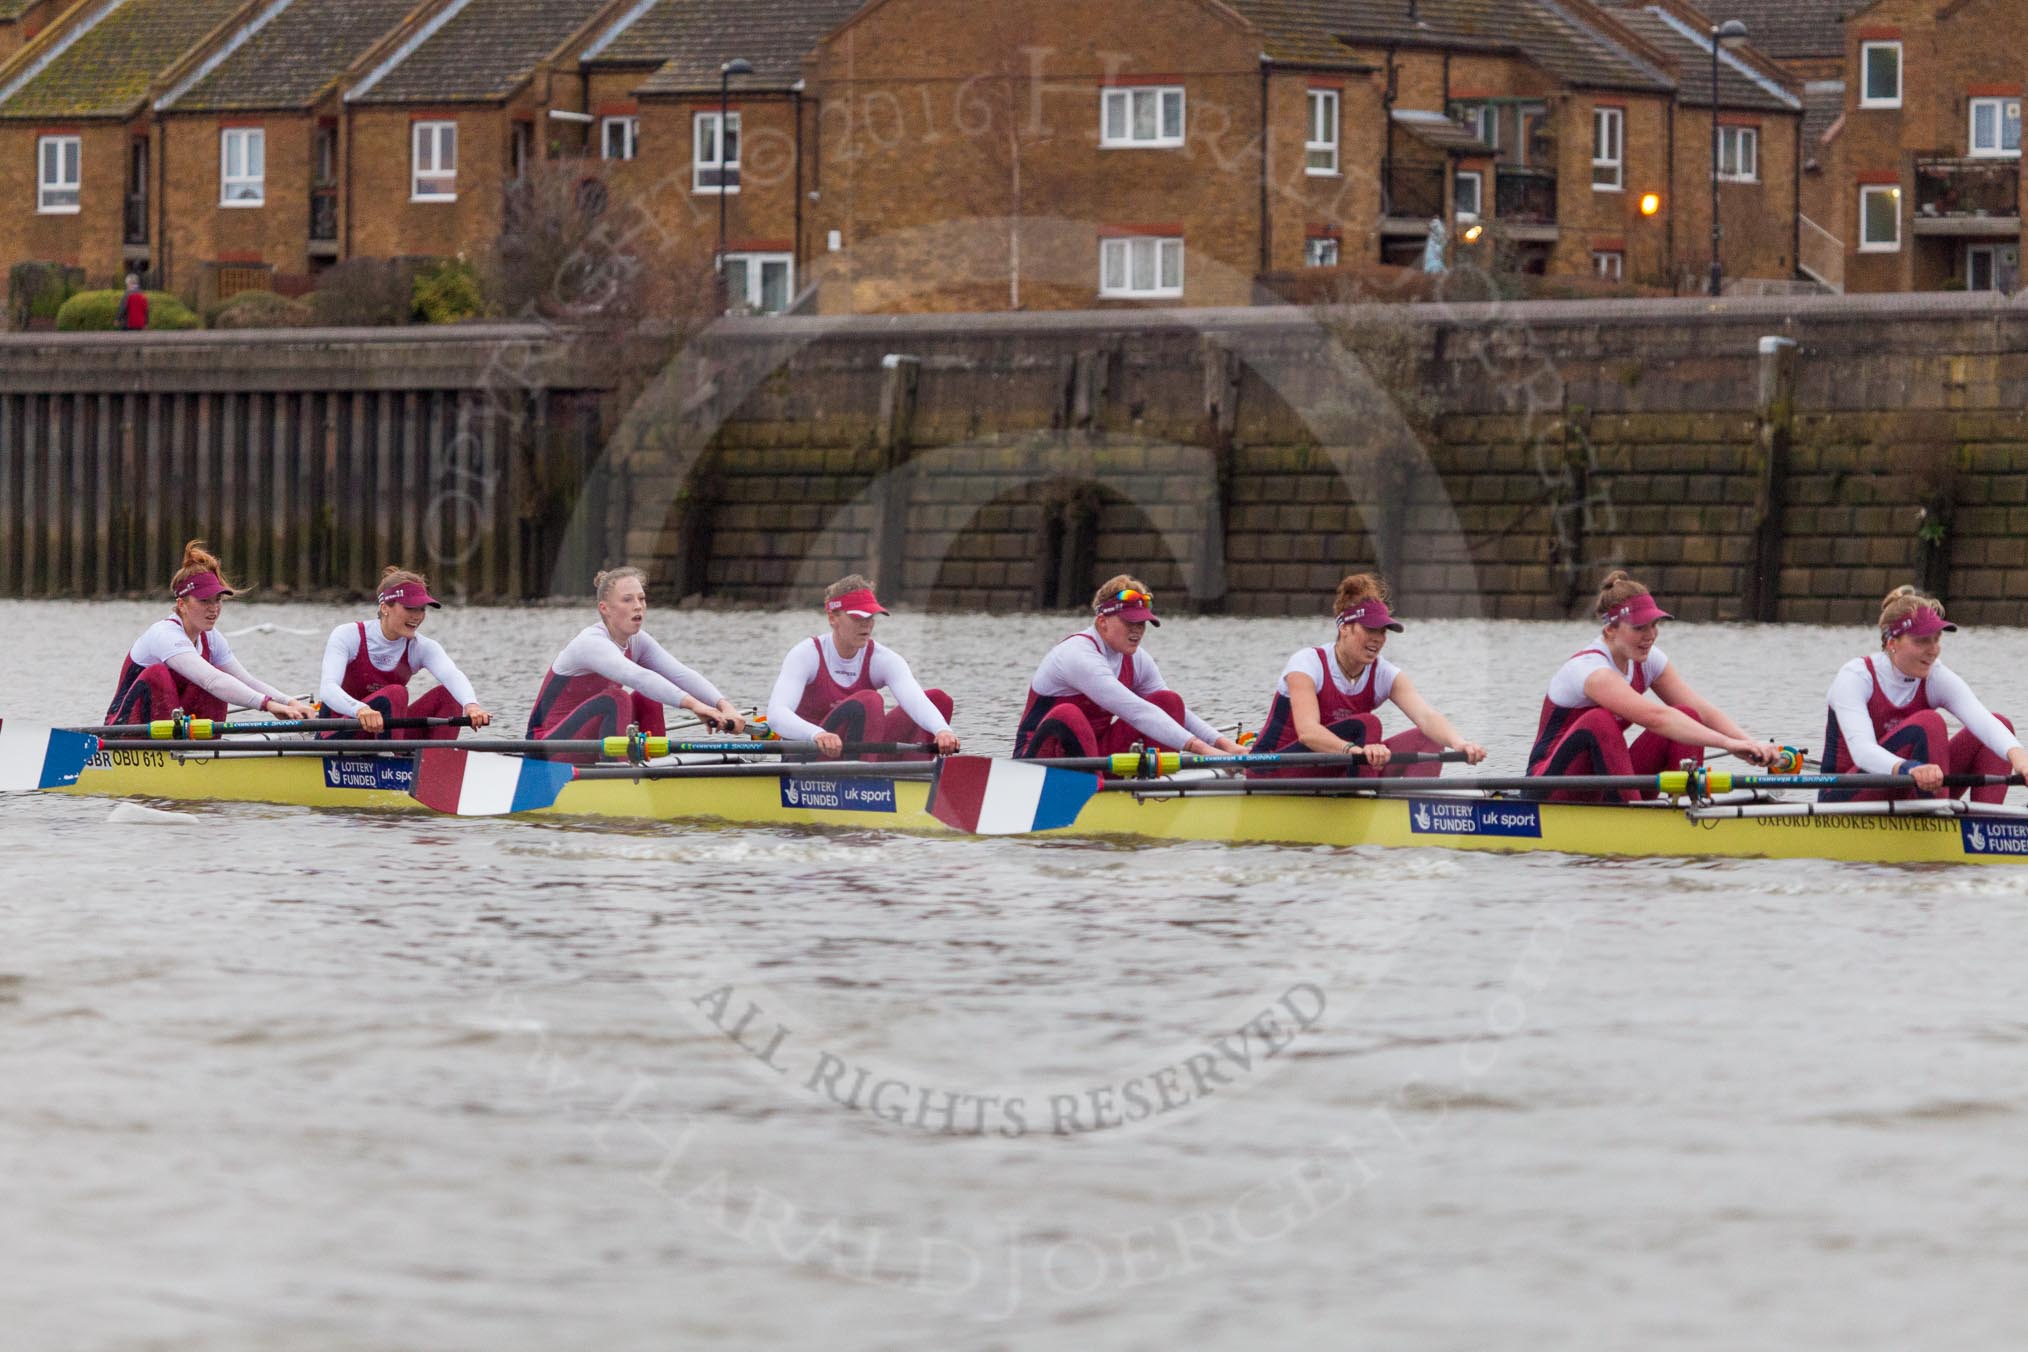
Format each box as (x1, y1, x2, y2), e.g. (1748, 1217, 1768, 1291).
(378, 581, 441, 609)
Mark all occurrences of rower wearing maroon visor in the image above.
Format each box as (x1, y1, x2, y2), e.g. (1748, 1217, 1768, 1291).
(315, 566, 491, 740)
(764, 574, 958, 760)
(1014, 574, 1244, 760)
(1526, 570, 1778, 802)
(1250, 572, 1486, 778)
(1818, 585, 2028, 803)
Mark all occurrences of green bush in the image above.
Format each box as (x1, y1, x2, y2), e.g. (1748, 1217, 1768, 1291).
(311, 258, 415, 327)
(55, 290, 201, 331)
(211, 290, 314, 330)
(10, 261, 84, 328)
(412, 256, 487, 324)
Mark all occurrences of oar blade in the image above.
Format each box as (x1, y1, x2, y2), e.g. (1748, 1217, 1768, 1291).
(0, 723, 98, 790)
(410, 748, 574, 817)
(928, 755, 1097, 835)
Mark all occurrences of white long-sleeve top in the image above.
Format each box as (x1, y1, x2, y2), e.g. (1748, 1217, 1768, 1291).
(1827, 656, 2022, 774)
(1546, 641, 1670, 709)
(316, 623, 480, 717)
(764, 635, 951, 741)
(548, 623, 725, 711)
(1028, 627, 1221, 748)
(127, 617, 289, 712)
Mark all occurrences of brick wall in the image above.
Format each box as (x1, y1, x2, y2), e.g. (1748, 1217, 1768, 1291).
(0, 121, 132, 283)
(161, 113, 320, 281)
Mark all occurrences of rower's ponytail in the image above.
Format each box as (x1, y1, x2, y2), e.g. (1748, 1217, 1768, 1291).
(1332, 573, 1389, 614)
(1594, 569, 1650, 619)
(170, 538, 243, 596)
(594, 566, 646, 601)
(378, 565, 427, 596)
(1878, 585, 1944, 646)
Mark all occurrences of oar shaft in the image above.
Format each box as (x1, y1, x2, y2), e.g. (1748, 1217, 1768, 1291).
(90, 736, 932, 760)
(1023, 749, 1467, 774)
(79, 715, 473, 738)
(573, 761, 936, 782)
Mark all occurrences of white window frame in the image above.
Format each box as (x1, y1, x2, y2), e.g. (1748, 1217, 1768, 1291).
(1859, 183, 1901, 252)
(1454, 169, 1483, 218)
(1967, 243, 2011, 290)
(1592, 106, 1623, 190)
(411, 120, 457, 202)
(1454, 102, 1498, 150)
(1099, 235, 1184, 298)
(694, 111, 740, 194)
(220, 126, 264, 206)
(602, 115, 639, 162)
(1716, 125, 1759, 183)
(722, 252, 794, 314)
(37, 133, 79, 214)
(1591, 250, 1624, 280)
(1304, 236, 1340, 267)
(1305, 89, 1339, 175)
(1101, 86, 1186, 148)
(1861, 41, 1902, 108)
(1969, 97, 2021, 158)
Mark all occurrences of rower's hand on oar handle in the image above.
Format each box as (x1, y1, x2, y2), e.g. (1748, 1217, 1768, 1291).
(355, 706, 386, 734)
(266, 696, 315, 721)
(1910, 762, 1946, 794)
(1727, 739, 1781, 768)
(814, 731, 845, 759)
(1361, 743, 1392, 769)
(1451, 741, 1489, 766)
(464, 704, 493, 730)
(933, 729, 961, 756)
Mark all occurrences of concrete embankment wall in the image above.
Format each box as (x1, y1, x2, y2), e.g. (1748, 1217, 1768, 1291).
(5, 296, 2028, 625)
(614, 293, 2028, 625)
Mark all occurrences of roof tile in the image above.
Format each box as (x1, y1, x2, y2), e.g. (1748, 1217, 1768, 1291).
(352, 0, 612, 104)
(633, 0, 865, 94)
(170, 0, 420, 112)
(0, 0, 250, 119)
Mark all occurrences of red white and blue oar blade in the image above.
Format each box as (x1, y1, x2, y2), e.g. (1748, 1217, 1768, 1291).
(927, 755, 1098, 835)
(0, 722, 98, 790)
(409, 748, 574, 817)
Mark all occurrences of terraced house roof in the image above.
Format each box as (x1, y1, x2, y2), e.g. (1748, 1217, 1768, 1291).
(347, 0, 614, 104)
(1606, 5, 1800, 112)
(633, 0, 866, 93)
(1703, 0, 1848, 62)
(0, 0, 251, 119)
(1229, 0, 1676, 92)
(163, 0, 422, 112)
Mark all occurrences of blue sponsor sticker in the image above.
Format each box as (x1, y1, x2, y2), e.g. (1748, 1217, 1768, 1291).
(322, 756, 416, 792)
(779, 776, 898, 814)
(1407, 798, 1542, 839)
(1961, 818, 2028, 856)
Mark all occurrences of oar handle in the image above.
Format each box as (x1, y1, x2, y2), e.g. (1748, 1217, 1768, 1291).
(79, 715, 474, 739)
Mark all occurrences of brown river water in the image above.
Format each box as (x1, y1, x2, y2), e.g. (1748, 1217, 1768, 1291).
(6, 599, 2028, 1350)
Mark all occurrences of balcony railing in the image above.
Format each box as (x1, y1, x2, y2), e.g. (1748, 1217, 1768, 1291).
(1496, 168, 1558, 225)
(1384, 162, 1447, 221)
(123, 192, 147, 245)
(1914, 156, 2020, 219)
(310, 187, 338, 242)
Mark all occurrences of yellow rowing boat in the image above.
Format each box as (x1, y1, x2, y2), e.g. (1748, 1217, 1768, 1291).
(54, 747, 2028, 865)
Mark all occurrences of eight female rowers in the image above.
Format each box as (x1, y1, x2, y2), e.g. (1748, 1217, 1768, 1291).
(316, 567, 491, 740)
(105, 540, 314, 724)
(527, 567, 745, 748)
(1014, 575, 1245, 759)
(1251, 573, 1486, 777)
(1819, 586, 2028, 802)
(1527, 570, 1779, 801)
(764, 575, 959, 759)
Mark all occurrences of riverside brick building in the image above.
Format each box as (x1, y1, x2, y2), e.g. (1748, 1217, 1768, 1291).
(1836, 0, 2027, 294)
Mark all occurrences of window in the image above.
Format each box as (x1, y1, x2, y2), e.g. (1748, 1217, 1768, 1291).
(1305, 237, 1340, 267)
(695, 111, 739, 192)
(1592, 250, 1624, 280)
(602, 116, 638, 161)
(1306, 89, 1339, 174)
(220, 127, 264, 205)
(37, 134, 79, 213)
(1970, 97, 2021, 157)
(412, 120, 456, 200)
(1860, 183, 1901, 251)
(1861, 42, 1901, 108)
(1717, 126, 1758, 182)
(1592, 106, 1623, 189)
(509, 121, 532, 183)
(1455, 170, 1483, 217)
(1101, 86, 1185, 147)
(723, 252, 793, 314)
(1099, 235, 1183, 297)
(1968, 244, 2019, 291)
(1452, 102, 1498, 150)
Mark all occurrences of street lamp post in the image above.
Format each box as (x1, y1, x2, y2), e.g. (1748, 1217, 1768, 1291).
(718, 57, 753, 313)
(1709, 19, 1749, 297)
